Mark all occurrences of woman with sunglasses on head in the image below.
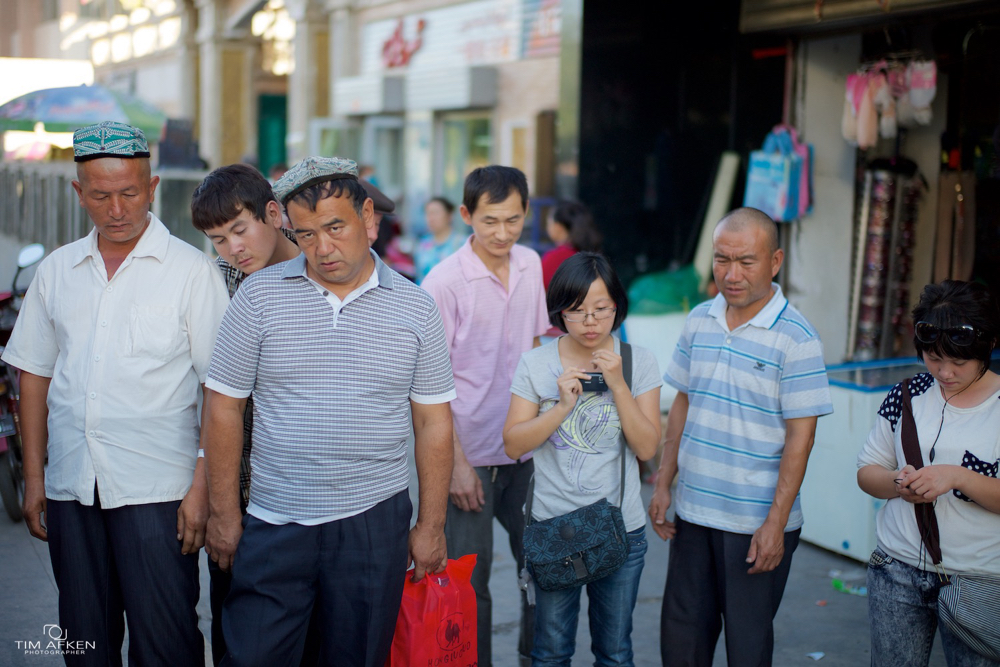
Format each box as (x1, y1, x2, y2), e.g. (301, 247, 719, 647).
(503, 252, 661, 666)
(857, 280, 1000, 667)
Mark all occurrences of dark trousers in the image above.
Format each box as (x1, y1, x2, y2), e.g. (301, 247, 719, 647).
(46, 492, 203, 667)
(209, 559, 322, 666)
(220, 490, 411, 667)
(444, 460, 534, 667)
(660, 518, 800, 667)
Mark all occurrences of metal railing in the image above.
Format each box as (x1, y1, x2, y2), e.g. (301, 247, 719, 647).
(0, 162, 211, 253)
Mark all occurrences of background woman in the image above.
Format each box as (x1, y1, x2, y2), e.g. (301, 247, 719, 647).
(857, 280, 1000, 666)
(503, 252, 661, 666)
(541, 201, 603, 289)
(415, 196, 465, 283)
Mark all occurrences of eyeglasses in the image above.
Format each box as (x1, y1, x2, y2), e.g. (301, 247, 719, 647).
(562, 307, 616, 323)
(914, 322, 982, 346)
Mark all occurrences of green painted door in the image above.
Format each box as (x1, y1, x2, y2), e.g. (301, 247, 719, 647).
(258, 94, 287, 177)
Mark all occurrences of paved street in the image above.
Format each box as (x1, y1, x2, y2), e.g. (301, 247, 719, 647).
(0, 474, 947, 666)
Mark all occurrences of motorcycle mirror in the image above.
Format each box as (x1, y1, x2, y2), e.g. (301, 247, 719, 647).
(16, 243, 44, 269)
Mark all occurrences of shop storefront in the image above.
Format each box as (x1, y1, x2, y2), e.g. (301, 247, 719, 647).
(318, 0, 561, 233)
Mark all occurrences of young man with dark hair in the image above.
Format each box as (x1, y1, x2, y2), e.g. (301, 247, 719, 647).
(190, 163, 302, 665)
(422, 165, 549, 667)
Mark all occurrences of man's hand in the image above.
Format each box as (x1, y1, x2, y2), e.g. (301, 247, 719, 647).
(648, 483, 676, 541)
(450, 458, 484, 513)
(176, 460, 208, 554)
(746, 519, 785, 574)
(408, 521, 448, 582)
(22, 476, 47, 541)
(205, 511, 243, 572)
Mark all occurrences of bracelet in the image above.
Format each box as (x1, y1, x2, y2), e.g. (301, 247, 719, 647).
(197, 448, 205, 459)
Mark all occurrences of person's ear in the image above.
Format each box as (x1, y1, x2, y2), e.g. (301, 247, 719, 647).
(265, 200, 283, 229)
(770, 248, 784, 278)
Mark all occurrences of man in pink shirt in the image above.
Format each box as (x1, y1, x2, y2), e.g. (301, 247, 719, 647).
(422, 166, 549, 667)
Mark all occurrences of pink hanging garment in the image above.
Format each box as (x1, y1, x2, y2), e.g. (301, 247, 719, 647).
(856, 74, 880, 149)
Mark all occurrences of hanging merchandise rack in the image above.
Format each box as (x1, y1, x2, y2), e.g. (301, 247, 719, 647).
(847, 157, 926, 361)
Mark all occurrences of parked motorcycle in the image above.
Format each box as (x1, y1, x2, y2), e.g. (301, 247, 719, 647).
(0, 243, 45, 522)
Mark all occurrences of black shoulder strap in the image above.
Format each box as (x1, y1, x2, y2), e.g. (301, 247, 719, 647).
(621, 342, 633, 392)
(617, 342, 633, 507)
(899, 377, 943, 565)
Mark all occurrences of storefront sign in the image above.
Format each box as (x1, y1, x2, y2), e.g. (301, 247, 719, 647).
(361, 0, 560, 74)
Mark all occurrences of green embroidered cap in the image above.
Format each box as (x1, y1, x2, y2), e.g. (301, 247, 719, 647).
(73, 121, 150, 162)
(273, 156, 359, 205)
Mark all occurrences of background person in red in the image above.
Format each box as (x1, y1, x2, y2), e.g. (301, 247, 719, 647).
(541, 200, 602, 290)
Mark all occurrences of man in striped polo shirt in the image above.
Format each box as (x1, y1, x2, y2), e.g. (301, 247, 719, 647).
(649, 207, 833, 666)
(202, 157, 456, 666)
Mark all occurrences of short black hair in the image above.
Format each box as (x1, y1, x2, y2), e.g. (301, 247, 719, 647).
(191, 163, 276, 232)
(428, 196, 455, 215)
(912, 280, 999, 380)
(552, 200, 602, 252)
(547, 252, 628, 333)
(463, 165, 528, 215)
(286, 178, 367, 218)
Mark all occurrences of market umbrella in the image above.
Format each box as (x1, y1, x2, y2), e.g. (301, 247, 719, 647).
(0, 84, 167, 139)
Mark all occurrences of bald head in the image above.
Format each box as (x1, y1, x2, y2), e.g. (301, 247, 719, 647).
(714, 207, 779, 254)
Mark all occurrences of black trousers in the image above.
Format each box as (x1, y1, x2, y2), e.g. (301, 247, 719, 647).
(220, 490, 411, 667)
(47, 492, 203, 667)
(660, 518, 800, 667)
(209, 558, 321, 666)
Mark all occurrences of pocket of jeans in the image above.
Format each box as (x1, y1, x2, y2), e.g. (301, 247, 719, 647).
(868, 547, 893, 569)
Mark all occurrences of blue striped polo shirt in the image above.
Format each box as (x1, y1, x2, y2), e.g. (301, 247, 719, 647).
(663, 284, 833, 534)
(206, 251, 456, 524)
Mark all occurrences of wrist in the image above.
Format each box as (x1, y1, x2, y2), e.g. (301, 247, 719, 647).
(763, 512, 788, 531)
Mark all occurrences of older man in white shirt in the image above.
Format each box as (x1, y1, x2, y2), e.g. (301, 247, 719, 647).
(1, 121, 228, 665)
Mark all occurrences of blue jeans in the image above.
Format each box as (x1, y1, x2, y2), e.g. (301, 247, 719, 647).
(867, 547, 999, 667)
(531, 527, 647, 667)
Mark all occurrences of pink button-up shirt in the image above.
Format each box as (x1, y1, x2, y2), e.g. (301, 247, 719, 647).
(422, 238, 549, 466)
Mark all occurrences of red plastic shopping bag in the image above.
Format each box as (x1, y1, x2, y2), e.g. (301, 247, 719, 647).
(385, 554, 478, 667)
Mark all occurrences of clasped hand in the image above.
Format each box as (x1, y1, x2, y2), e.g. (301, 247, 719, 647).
(556, 350, 626, 409)
(895, 464, 957, 503)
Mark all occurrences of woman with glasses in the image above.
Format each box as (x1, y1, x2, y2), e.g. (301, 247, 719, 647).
(503, 252, 661, 666)
(857, 280, 1000, 666)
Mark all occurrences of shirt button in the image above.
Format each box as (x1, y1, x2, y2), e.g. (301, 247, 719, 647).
(94, 354, 101, 361)
(106, 286, 113, 292)
(89, 392, 96, 399)
(101, 320, 107, 327)
(88, 430, 96, 437)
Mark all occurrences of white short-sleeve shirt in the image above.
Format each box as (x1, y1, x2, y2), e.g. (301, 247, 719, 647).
(1, 215, 229, 508)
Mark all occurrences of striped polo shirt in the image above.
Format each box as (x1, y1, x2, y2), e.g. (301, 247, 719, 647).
(664, 284, 833, 534)
(207, 251, 456, 525)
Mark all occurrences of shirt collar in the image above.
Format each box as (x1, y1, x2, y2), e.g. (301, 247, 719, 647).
(708, 282, 788, 331)
(456, 235, 528, 282)
(71, 213, 170, 268)
(281, 249, 395, 289)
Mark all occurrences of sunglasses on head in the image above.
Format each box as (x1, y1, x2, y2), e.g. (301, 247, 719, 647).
(914, 321, 983, 346)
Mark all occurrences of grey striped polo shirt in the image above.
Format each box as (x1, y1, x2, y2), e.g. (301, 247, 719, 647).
(206, 251, 456, 524)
